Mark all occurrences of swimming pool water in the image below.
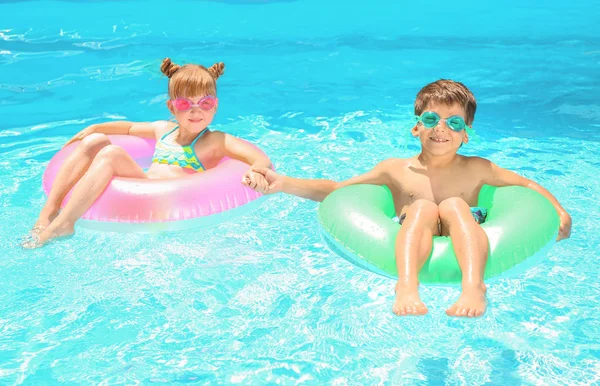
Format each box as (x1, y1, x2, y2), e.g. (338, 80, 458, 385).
(1, 0, 600, 384)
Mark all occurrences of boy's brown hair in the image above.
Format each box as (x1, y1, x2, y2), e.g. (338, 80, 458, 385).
(414, 80, 477, 125)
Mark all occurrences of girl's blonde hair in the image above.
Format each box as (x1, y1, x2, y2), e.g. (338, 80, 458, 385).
(160, 57, 225, 99)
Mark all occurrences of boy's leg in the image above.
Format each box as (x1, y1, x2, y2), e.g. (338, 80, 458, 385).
(393, 199, 440, 316)
(438, 197, 489, 318)
(34, 134, 112, 232)
(25, 145, 147, 248)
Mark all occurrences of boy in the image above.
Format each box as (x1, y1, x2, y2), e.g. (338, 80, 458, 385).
(247, 80, 572, 318)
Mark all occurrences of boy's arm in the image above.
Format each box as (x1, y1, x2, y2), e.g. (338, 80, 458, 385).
(478, 158, 572, 240)
(64, 121, 160, 146)
(252, 159, 394, 202)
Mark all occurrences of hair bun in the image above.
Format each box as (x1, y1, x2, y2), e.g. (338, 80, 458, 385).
(207, 62, 225, 80)
(160, 58, 181, 78)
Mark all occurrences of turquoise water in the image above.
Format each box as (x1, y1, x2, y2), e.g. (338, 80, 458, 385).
(2, 0, 600, 384)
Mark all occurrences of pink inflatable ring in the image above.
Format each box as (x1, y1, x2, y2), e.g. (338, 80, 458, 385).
(42, 135, 267, 232)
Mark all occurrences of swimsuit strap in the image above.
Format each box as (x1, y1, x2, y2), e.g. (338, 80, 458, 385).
(190, 128, 209, 149)
(160, 125, 179, 141)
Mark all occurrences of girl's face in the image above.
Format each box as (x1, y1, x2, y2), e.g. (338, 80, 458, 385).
(167, 95, 218, 133)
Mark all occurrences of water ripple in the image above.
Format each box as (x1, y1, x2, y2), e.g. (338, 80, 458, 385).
(1, 1, 600, 384)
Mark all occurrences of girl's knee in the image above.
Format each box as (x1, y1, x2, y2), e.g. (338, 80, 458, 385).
(95, 145, 126, 162)
(80, 133, 111, 154)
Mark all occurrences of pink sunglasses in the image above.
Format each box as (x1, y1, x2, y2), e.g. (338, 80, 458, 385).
(171, 96, 218, 111)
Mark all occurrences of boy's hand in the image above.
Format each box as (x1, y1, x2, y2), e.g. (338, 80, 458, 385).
(557, 212, 572, 241)
(242, 169, 270, 194)
(249, 167, 284, 194)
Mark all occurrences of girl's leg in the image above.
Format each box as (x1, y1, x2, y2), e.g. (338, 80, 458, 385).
(34, 134, 112, 232)
(26, 145, 147, 248)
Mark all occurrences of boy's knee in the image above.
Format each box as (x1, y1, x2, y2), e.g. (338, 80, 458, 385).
(81, 133, 111, 153)
(438, 197, 469, 219)
(409, 199, 439, 219)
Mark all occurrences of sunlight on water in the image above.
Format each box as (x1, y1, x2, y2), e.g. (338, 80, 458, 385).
(1, 0, 599, 384)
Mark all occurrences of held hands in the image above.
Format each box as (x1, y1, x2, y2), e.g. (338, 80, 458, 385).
(557, 212, 572, 241)
(242, 169, 269, 194)
(64, 125, 96, 147)
(242, 167, 283, 194)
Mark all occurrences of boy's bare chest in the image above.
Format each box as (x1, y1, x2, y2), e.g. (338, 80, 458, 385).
(388, 168, 482, 207)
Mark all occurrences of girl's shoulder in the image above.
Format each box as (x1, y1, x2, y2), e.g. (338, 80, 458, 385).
(153, 120, 178, 138)
(203, 129, 227, 143)
(192, 129, 225, 151)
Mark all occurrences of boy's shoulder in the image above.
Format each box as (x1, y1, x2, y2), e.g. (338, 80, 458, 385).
(372, 157, 417, 178)
(462, 155, 493, 168)
(458, 156, 498, 180)
(377, 157, 413, 169)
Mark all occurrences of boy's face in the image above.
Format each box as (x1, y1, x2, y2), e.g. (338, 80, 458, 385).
(411, 102, 470, 156)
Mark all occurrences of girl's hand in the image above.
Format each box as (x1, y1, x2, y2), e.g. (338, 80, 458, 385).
(246, 167, 284, 194)
(557, 212, 572, 241)
(64, 126, 96, 147)
(242, 169, 270, 194)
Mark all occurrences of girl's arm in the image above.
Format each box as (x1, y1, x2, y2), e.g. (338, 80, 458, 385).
(218, 132, 273, 193)
(64, 121, 162, 146)
(221, 133, 272, 169)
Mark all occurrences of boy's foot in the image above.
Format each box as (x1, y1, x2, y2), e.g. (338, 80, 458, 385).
(22, 222, 74, 249)
(446, 282, 487, 318)
(392, 281, 428, 316)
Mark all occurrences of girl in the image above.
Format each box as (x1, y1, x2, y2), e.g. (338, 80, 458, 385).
(25, 58, 272, 248)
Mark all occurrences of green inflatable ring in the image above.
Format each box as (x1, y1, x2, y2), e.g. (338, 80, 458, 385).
(317, 184, 559, 284)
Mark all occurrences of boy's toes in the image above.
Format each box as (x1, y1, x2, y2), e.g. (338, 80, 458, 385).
(393, 301, 428, 316)
(392, 304, 406, 316)
(445, 305, 457, 316)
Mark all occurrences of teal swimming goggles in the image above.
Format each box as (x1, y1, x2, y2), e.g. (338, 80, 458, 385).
(415, 111, 470, 132)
